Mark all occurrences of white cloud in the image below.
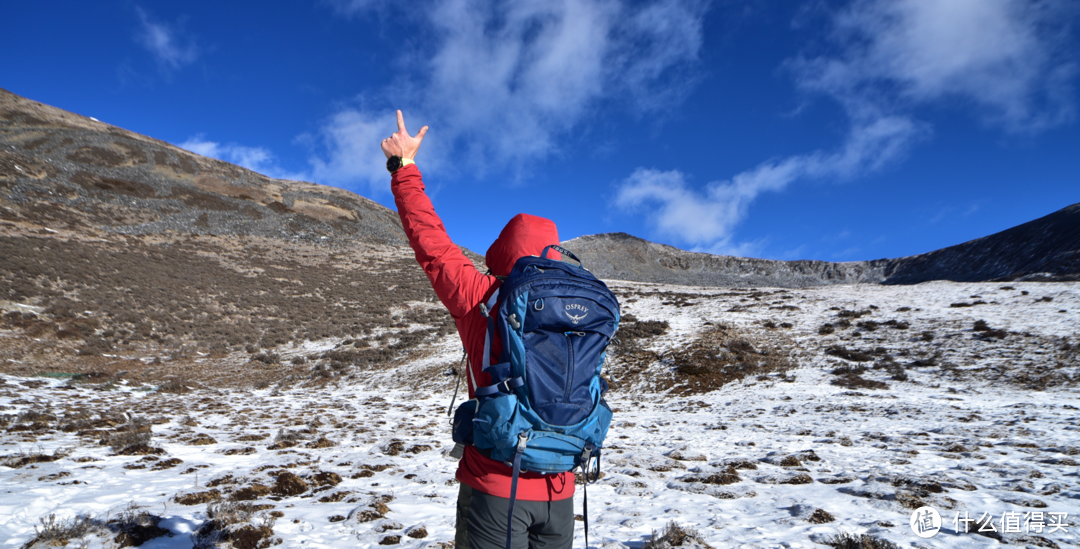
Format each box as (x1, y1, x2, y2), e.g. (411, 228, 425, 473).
(619, 0, 1076, 255)
(794, 0, 1077, 133)
(309, 0, 708, 191)
(307, 110, 399, 192)
(135, 8, 200, 73)
(616, 115, 925, 254)
(178, 136, 309, 182)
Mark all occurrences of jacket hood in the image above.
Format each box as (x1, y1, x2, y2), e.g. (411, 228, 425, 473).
(485, 213, 560, 277)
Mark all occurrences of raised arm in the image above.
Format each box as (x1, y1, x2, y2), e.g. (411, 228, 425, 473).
(384, 111, 494, 319)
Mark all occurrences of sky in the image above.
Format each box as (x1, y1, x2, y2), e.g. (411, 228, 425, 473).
(3, 0, 1078, 261)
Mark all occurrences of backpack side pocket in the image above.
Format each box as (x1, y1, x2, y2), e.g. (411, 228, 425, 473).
(452, 399, 478, 445)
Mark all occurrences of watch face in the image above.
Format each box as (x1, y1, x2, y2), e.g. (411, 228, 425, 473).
(386, 156, 402, 173)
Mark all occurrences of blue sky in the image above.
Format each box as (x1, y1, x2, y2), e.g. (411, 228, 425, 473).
(4, 1, 1078, 261)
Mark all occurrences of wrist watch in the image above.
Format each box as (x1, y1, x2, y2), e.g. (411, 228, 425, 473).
(386, 156, 415, 173)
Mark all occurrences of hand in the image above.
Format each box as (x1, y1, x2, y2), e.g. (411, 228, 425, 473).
(381, 110, 428, 160)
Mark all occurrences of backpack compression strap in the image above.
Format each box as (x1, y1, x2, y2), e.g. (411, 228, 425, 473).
(539, 244, 584, 268)
(476, 289, 524, 397)
(505, 433, 528, 549)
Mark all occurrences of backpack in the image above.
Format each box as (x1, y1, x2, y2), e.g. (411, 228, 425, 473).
(450, 244, 619, 548)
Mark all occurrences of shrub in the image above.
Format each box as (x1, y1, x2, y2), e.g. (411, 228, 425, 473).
(826, 532, 899, 549)
(667, 328, 792, 394)
(173, 490, 222, 505)
(856, 321, 879, 332)
(643, 521, 713, 549)
(22, 514, 104, 548)
(619, 319, 670, 340)
(158, 379, 191, 394)
(681, 466, 740, 485)
(831, 364, 867, 376)
(109, 504, 170, 547)
(808, 508, 835, 524)
(825, 345, 872, 362)
(949, 301, 986, 308)
(837, 309, 871, 318)
(831, 374, 888, 391)
(2, 447, 69, 468)
(973, 320, 1007, 339)
(192, 501, 278, 549)
(106, 431, 152, 453)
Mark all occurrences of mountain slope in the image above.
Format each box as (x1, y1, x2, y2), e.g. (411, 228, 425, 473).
(882, 203, 1080, 284)
(0, 88, 468, 387)
(563, 202, 1080, 288)
(0, 87, 406, 244)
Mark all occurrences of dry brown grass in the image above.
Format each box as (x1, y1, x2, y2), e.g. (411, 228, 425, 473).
(0, 234, 452, 388)
(666, 326, 794, 395)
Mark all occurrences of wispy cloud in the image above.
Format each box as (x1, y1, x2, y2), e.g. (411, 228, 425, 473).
(616, 115, 925, 255)
(321, 0, 391, 18)
(307, 109, 399, 191)
(179, 135, 309, 181)
(618, 0, 1076, 256)
(135, 7, 200, 74)
(793, 0, 1077, 133)
(310, 0, 709, 194)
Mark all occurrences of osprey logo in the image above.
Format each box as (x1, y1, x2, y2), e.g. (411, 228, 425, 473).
(565, 303, 589, 324)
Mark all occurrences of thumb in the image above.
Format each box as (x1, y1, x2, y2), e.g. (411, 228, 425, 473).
(417, 126, 429, 140)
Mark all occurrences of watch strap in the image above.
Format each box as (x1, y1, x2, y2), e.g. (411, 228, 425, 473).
(387, 156, 416, 174)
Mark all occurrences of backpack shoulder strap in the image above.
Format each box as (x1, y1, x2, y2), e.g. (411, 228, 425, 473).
(478, 288, 500, 372)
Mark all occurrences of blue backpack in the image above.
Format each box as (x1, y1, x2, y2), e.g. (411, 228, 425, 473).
(451, 245, 619, 548)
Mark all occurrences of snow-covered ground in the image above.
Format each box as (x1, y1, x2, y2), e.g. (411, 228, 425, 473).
(2, 281, 1078, 548)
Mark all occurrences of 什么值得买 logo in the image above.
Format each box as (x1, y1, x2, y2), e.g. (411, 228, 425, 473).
(911, 506, 941, 538)
(565, 303, 588, 324)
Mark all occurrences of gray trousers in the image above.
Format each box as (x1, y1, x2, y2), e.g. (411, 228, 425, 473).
(455, 484, 574, 549)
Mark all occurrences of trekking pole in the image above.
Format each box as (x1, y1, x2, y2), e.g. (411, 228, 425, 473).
(446, 349, 466, 423)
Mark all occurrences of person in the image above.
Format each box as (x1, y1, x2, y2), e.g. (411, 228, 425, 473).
(381, 111, 575, 549)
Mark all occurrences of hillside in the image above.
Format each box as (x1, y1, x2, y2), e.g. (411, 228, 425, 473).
(883, 203, 1080, 284)
(0, 88, 406, 244)
(0, 88, 472, 387)
(563, 203, 1080, 288)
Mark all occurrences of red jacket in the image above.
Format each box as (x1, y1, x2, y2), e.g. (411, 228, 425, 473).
(391, 164, 574, 501)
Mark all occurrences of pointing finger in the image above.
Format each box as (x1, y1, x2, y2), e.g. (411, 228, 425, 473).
(417, 126, 429, 140)
(396, 110, 406, 133)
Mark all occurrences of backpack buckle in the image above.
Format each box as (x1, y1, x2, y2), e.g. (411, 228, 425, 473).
(515, 433, 528, 453)
(581, 443, 599, 483)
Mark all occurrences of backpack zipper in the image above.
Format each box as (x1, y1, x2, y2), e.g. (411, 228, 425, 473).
(562, 331, 585, 402)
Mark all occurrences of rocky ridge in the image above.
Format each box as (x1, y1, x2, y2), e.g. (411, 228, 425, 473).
(563, 203, 1080, 288)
